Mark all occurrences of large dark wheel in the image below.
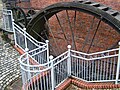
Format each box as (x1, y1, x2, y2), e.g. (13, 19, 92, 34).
(27, 0, 120, 56)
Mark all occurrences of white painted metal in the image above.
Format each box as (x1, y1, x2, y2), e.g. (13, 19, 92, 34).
(19, 44, 120, 90)
(115, 42, 120, 84)
(50, 55, 55, 90)
(19, 47, 69, 90)
(2, 9, 13, 32)
(67, 45, 71, 76)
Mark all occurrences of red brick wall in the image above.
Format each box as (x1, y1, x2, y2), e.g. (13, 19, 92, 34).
(30, 0, 120, 10)
(30, 0, 72, 10)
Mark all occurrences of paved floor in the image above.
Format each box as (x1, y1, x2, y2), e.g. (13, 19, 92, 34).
(0, 31, 21, 90)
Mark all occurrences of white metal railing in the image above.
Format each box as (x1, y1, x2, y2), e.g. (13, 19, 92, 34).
(13, 22, 49, 64)
(13, 22, 47, 51)
(3, 9, 120, 90)
(2, 9, 13, 32)
(19, 46, 69, 90)
(71, 48, 119, 83)
(19, 44, 120, 90)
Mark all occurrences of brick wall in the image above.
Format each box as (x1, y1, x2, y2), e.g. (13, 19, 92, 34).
(30, 0, 120, 10)
(30, 0, 70, 9)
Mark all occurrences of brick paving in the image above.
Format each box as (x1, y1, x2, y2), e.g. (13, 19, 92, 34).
(0, 32, 21, 90)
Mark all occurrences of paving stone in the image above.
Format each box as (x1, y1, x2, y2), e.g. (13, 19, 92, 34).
(0, 34, 21, 90)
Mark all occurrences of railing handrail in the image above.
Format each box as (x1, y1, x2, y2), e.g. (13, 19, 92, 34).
(2, 9, 12, 14)
(20, 64, 51, 73)
(71, 54, 118, 61)
(28, 44, 47, 53)
(19, 50, 68, 68)
(13, 23, 45, 45)
(71, 48, 119, 56)
(19, 46, 119, 71)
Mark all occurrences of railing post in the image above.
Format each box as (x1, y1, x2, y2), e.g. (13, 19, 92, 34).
(12, 19, 17, 46)
(3, 10, 7, 31)
(24, 28, 28, 50)
(115, 42, 120, 84)
(46, 40, 49, 66)
(25, 48, 31, 80)
(18, 58, 25, 90)
(50, 55, 55, 90)
(67, 45, 71, 76)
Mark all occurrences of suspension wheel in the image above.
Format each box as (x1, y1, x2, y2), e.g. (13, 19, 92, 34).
(27, 0, 120, 56)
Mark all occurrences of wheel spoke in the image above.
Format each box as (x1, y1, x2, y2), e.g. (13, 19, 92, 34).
(66, 10, 77, 50)
(42, 29, 58, 56)
(32, 29, 46, 42)
(44, 15, 61, 55)
(81, 16, 95, 51)
(73, 11, 77, 50)
(55, 14, 69, 45)
(87, 19, 102, 53)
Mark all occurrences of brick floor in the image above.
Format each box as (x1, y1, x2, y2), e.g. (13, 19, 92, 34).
(0, 32, 21, 90)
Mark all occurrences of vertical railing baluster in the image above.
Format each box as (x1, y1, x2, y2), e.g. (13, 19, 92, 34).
(67, 45, 71, 76)
(46, 40, 49, 66)
(3, 10, 7, 31)
(25, 48, 31, 81)
(10, 10, 14, 32)
(109, 57, 112, 80)
(89, 60, 91, 81)
(77, 57, 79, 77)
(115, 42, 120, 84)
(12, 19, 17, 46)
(24, 28, 28, 50)
(50, 55, 55, 90)
(19, 58, 26, 90)
(103, 59, 106, 80)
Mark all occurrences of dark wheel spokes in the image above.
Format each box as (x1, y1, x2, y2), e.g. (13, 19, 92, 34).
(46, 10, 120, 55)
(27, 1, 120, 56)
(44, 15, 62, 55)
